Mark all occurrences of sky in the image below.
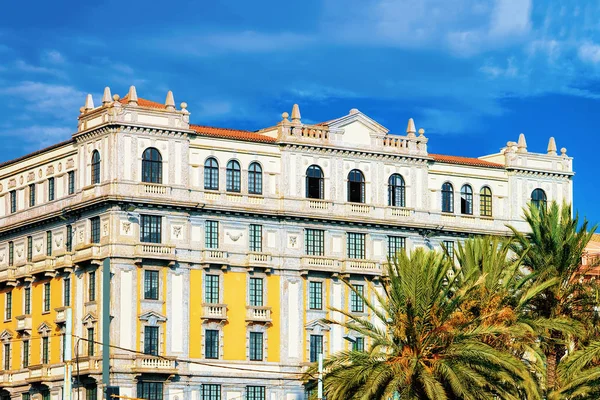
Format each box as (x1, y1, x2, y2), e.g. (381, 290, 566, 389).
(0, 0, 599, 224)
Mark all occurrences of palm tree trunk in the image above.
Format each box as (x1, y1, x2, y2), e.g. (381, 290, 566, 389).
(547, 349, 557, 391)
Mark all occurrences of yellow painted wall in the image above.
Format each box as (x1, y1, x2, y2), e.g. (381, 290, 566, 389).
(223, 271, 246, 360)
(188, 269, 202, 358)
(266, 274, 280, 362)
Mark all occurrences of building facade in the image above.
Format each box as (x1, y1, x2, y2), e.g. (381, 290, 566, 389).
(0, 86, 573, 400)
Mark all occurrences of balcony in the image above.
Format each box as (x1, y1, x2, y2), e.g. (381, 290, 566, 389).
(246, 306, 272, 323)
(300, 256, 340, 275)
(135, 244, 176, 266)
(15, 315, 32, 332)
(54, 307, 69, 324)
(72, 244, 103, 264)
(74, 356, 101, 374)
(346, 203, 372, 215)
(201, 249, 229, 267)
(386, 206, 413, 218)
(132, 355, 177, 374)
(0, 267, 17, 286)
(141, 183, 170, 197)
(306, 199, 332, 211)
(31, 257, 57, 278)
(0, 371, 12, 385)
(247, 252, 272, 270)
(26, 365, 51, 383)
(201, 303, 227, 321)
(342, 259, 381, 276)
(14, 263, 33, 282)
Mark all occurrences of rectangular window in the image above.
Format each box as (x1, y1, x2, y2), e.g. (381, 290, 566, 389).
(309, 334, 323, 363)
(22, 340, 29, 367)
(249, 332, 263, 361)
(140, 215, 162, 244)
(8, 241, 14, 266)
(66, 225, 73, 252)
(68, 171, 75, 195)
(353, 337, 365, 352)
(27, 236, 33, 262)
(305, 229, 324, 256)
(249, 224, 262, 252)
(43, 282, 51, 312)
(48, 178, 55, 201)
(205, 329, 219, 359)
(205, 221, 219, 249)
(350, 284, 364, 313)
(24, 287, 31, 314)
(309, 281, 323, 310)
(5, 292, 12, 320)
(89, 271, 96, 302)
(144, 270, 160, 300)
(64, 277, 71, 307)
(249, 277, 263, 307)
(144, 326, 159, 356)
(201, 384, 221, 400)
(42, 336, 49, 364)
(87, 327, 94, 356)
(86, 387, 97, 400)
(3, 343, 10, 370)
(10, 190, 16, 213)
(29, 184, 36, 207)
(204, 275, 219, 304)
(46, 231, 52, 256)
(443, 240, 455, 261)
(137, 382, 163, 400)
(347, 232, 366, 259)
(90, 217, 100, 244)
(246, 386, 265, 400)
(388, 236, 406, 259)
(41, 391, 50, 400)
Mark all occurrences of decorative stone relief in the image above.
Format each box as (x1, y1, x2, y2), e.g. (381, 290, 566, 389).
(38, 169, 42, 178)
(16, 248, 22, 258)
(27, 172, 35, 182)
(55, 237, 62, 248)
(79, 230, 84, 242)
(0, 254, 4, 263)
(287, 234, 299, 249)
(46, 165, 54, 175)
(19, 176, 23, 185)
(58, 163, 62, 172)
(122, 222, 131, 235)
(66, 158, 74, 169)
(35, 243, 42, 253)
(103, 223, 109, 236)
(172, 226, 182, 239)
(226, 231, 243, 242)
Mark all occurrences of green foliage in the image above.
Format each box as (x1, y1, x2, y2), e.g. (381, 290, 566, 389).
(304, 201, 600, 399)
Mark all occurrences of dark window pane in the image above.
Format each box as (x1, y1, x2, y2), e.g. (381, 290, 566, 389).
(141, 215, 162, 244)
(68, 171, 76, 194)
(204, 275, 219, 303)
(388, 236, 406, 259)
(350, 285, 364, 313)
(306, 165, 324, 199)
(309, 281, 322, 310)
(249, 224, 262, 252)
(347, 232, 366, 259)
(305, 229, 324, 256)
(309, 335, 323, 363)
(388, 174, 405, 207)
(204, 158, 219, 190)
(205, 329, 219, 359)
(144, 326, 159, 355)
(249, 332, 263, 361)
(142, 148, 163, 184)
(90, 217, 101, 244)
(480, 187, 493, 217)
(248, 162, 263, 195)
(460, 185, 473, 215)
(205, 221, 219, 249)
(226, 160, 241, 192)
(442, 182, 454, 213)
(144, 270, 159, 300)
(91, 151, 101, 184)
(347, 169, 365, 203)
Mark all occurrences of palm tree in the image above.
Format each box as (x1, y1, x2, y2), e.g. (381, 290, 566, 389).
(509, 201, 598, 392)
(305, 247, 540, 400)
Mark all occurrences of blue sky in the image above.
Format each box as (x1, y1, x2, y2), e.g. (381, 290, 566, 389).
(1, 0, 599, 224)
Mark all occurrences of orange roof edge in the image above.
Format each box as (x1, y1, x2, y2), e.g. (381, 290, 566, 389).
(189, 124, 277, 143)
(430, 154, 504, 168)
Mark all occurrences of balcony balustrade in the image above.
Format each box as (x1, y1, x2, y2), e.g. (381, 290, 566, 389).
(342, 259, 381, 276)
(246, 306, 272, 323)
(15, 314, 32, 332)
(201, 303, 228, 321)
(132, 356, 177, 374)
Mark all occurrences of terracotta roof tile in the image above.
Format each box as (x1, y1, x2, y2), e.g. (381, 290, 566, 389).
(189, 124, 277, 143)
(119, 96, 166, 110)
(430, 154, 504, 169)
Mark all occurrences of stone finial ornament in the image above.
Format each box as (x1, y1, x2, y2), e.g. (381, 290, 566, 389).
(113, 94, 120, 101)
(547, 137, 557, 156)
(517, 133, 527, 153)
(291, 104, 301, 124)
(102, 87, 112, 105)
(165, 91, 175, 110)
(406, 118, 416, 137)
(281, 112, 290, 123)
(561, 147, 567, 156)
(418, 128, 425, 137)
(127, 86, 138, 105)
(349, 108, 359, 115)
(84, 94, 94, 110)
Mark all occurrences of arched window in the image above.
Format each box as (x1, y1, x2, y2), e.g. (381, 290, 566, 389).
(441, 182, 454, 213)
(226, 160, 241, 192)
(91, 150, 101, 185)
(348, 169, 365, 203)
(531, 188, 547, 209)
(460, 184, 473, 215)
(388, 174, 406, 207)
(248, 162, 263, 195)
(306, 165, 324, 199)
(204, 158, 219, 190)
(480, 187, 492, 217)
(141, 148, 162, 184)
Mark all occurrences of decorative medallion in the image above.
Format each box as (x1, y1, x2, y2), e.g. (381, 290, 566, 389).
(27, 172, 35, 182)
(122, 222, 131, 234)
(226, 231, 243, 242)
(38, 169, 43, 178)
(19, 176, 23, 185)
(58, 163, 62, 172)
(173, 226, 182, 239)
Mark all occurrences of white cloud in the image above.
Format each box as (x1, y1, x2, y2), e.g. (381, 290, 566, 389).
(0, 81, 85, 119)
(489, 0, 532, 37)
(14, 60, 61, 76)
(578, 42, 600, 64)
(480, 57, 519, 79)
(43, 50, 65, 64)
